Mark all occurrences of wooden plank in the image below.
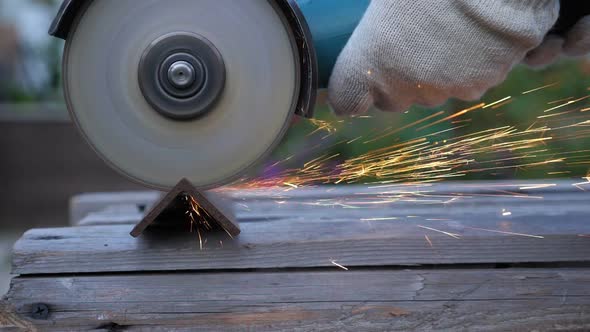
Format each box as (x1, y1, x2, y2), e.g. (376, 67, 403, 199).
(72, 194, 590, 239)
(231, 179, 589, 200)
(69, 179, 586, 206)
(69, 179, 588, 225)
(78, 204, 146, 227)
(13, 181, 590, 275)
(0, 302, 34, 332)
(11, 223, 590, 275)
(70, 191, 160, 226)
(4, 269, 590, 331)
(73, 182, 590, 236)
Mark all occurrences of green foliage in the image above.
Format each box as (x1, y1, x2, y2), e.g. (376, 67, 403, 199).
(272, 59, 590, 181)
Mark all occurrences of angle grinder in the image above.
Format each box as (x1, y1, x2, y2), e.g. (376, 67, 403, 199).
(50, 0, 369, 190)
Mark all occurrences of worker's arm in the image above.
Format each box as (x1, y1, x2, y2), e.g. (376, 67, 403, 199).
(328, 0, 590, 115)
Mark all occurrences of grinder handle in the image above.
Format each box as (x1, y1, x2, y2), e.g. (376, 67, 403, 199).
(296, 0, 370, 88)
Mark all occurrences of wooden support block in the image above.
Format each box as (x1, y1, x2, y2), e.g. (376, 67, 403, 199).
(69, 191, 160, 226)
(11, 180, 590, 275)
(4, 269, 590, 331)
(11, 227, 590, 275)
(5, 181, 590, 331)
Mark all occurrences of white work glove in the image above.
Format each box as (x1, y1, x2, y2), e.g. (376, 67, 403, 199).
(328, 0, 563, 115)
(525, 14, 590, 66)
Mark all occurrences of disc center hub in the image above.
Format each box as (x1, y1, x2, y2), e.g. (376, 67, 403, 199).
(167, 61, 197, 89)
(138, 32, 226, 121)
(157, 53, 206, 99)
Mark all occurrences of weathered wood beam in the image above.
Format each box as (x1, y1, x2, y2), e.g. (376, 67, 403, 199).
(4, 269, 590, 331)
(11, 224, 590, 275)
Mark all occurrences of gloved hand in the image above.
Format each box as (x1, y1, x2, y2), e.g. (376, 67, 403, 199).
(525, 7, 590, 66)
(328, 0, 565, 115)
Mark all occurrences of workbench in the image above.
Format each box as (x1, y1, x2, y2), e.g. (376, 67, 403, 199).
(2, 180, 590, 331)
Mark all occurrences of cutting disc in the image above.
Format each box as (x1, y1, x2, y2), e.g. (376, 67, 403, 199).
(63, 0, 300, 190)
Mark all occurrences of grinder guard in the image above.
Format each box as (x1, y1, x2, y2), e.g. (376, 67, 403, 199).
(49, 0, 370, 92)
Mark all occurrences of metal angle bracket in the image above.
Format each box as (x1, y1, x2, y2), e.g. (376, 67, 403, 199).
(130, 178, 240, 238)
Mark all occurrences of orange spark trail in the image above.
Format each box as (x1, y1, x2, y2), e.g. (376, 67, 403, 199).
(417, 225, 461, 239)
(465, 227, 544, 239)
(418, 103, 485, 131)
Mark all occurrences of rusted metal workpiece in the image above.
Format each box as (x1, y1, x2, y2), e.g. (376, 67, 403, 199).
(130, 178, 240, 238)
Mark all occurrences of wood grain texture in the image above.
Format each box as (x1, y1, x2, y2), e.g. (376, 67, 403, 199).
(12, 180, 590, 275)
(70, 191, 160, 226)
(73, 182, 590, 236)
(4, 269, 590, 331)
(5, 182, 590, 331)
(11, 224, 590, 275)
(0, 302, 34, 332)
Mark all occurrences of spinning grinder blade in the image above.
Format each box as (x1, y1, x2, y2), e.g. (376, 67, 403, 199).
(62, 0, 313, 190)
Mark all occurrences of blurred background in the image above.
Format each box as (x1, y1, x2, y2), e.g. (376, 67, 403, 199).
(0, 0, 144, 295)
(1, 0, 589, 294)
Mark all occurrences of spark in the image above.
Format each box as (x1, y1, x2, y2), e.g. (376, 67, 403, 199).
(453, 192, 543, 200)
(543, 95, 590, 113)
(183, 195, 219, 250)
(364, 111, 445, 143)
(421, 125, 467, 138)
(417, 225, 461, 239)
(522, 82, 559, 94)
(231, 86, 590, 227)
(347, 136, 363, 144)
(360, 217, 399, 221)
(197, 228, 203, 250)
(573, 177, 590, 191)
(321, 132, 334, 140)
(465, 227, 544, 239)
(307, 118, 337, 136)
(331, 260, 349, 271)
(537, 109, 579, 119)
(547, 96, 574, 105)
(491, 99, 514, 109)
(483, 96, 512, 109)
(424, 235, 434, 247)
(518, 184, 556, 190)
(417, 103, 485, 131)
(452, 119, 473, 124)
